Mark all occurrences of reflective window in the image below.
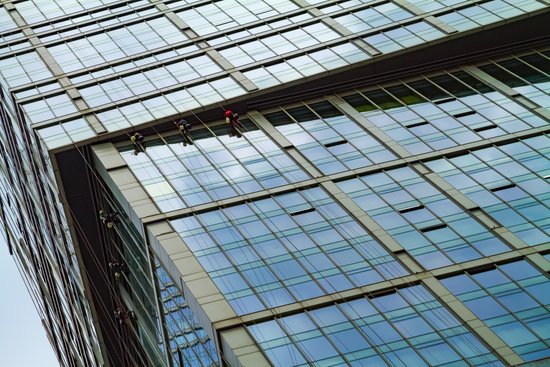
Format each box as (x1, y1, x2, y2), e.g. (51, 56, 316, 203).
(14, 81, 61, 99)
(243, 42, 370, 88)
(21, 93, 78, 124)
(341, 70, 547, 155)
(155, 261, 219, 366)
(48, 16, 188, 72)
(437, 0, 545, 32)
(364, 21, 445, 53)
(425, 136, 550, 246)
(119, 119, 309, 210)
(333, 2, 413, 33)
(0, 6, 17, 31)
(479, 53, 550, 108)
(79, 54, 222, 107)
(442, 260, 550, 362)
(175, 0, 299, 36)
(171, 187, 408, 315)
(14, 0, 143, 24)
(37, 3, 154, 41)
(320, 0, 397, 14)
(407, 0, 465, 12)
(219, 22, 340, 68)
(165, 0, 222, 9)
(248, 284, 504, 367)
(264, 100, 396, 175)
(337, 166, 509, 269)
(0, 36, 31, 56)
(0, 52, 53, 89)
(70, 44, 200, 84)
(37, 119, 95, 149)
(95, 76, 245, 130)
(207, 12, 313, 47)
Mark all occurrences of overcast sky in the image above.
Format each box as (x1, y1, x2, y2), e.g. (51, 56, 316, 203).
(0, 241, 59, 367)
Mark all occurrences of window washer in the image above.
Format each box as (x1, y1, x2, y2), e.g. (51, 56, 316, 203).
(130, 132, 145, 155)
(225, 110, 242, 138)
(109, 261, 127, 280)
(175, 119, 193, 146)
(99, 209, 118, 229)
(114, 308, 124, 325)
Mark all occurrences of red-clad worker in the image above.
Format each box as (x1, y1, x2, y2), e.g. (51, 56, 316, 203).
(225, 110, 242, 138)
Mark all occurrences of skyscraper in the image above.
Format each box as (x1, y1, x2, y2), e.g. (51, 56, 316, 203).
(1, 0, 549, 366)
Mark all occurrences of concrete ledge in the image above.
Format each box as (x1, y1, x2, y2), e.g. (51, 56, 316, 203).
(220, 327, 270, 367)
(91, 143, 126, 170)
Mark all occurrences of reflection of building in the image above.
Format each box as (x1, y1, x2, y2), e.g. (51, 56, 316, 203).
(1, 0, 549, 366)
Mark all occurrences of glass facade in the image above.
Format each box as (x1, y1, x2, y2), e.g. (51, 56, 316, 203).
(0, 51, 53, 88)
(174, 0, 301, 36)
(341, 71, 546, 154)
(337, 166, 509, 269)
(155, 51, 547, 364)
(171, 187, 408, 315)
(1, 0, 549, 366)
(478, 54, 550, 108)
(436, 1, 546, 32)
(119, 119, 309, 210)
(425, 136, 550, 246)
(0, 73, 101, 366)
(248, 284, 504, 366)
(441, 260, 550, 362)
(265, 100, 397, 174)
(155, 261, 219, 366)
(47, 16, 189, 72)
(2, 0, 546, 145)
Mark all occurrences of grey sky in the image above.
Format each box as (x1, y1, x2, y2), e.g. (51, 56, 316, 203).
(0, 239, 59, 367)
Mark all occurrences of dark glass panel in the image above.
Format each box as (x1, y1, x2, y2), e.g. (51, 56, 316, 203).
(308, 101, 343, 118)
(385, 84, 426, 105)
(430, 74, 476, 97)
(407, 79, 450, 100)
(264, 111, 293, 126)
(286, 106, 318, 122)
(451, 70, 494, 93)
(342, 93, 377, 112)
(498, 58, 550, 84)
(479, 63, 526, 87)
(363, 89, 401, 110)
(520, 53, 550, 74)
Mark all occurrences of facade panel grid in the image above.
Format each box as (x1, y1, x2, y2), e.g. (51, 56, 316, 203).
(171, 186, 409, 315)
(0, 51, 54, 89)
(174, 0, 300, 36)
(248, 284, 504, 367)
(1, 0, 550, 365)
(5, 1, 545, 141)
(478, 53, 550, 108)
(337, 166, 509, 269)
(156, 261, 219, 366)
(441, 260, 550, 362)
(425, 136, 550, 246)
(119, 119, 309, 211)
(36, 5, 158, 43)
(78, 53, 223, 108)
(264, 100, 397, 174)
(333, 2, 414, 33)
(0, 71, 102, 366)
(47, 15, 189, 73)
(342, 70, 547, 155)
(14, 0, 142, 24)
(0, 6, 18, 31)
(436, 0, 546, 32)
